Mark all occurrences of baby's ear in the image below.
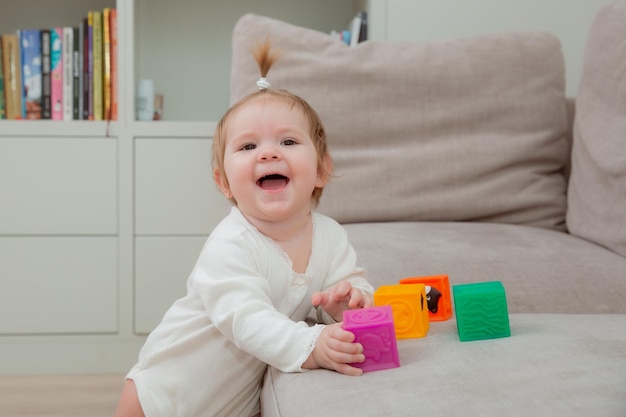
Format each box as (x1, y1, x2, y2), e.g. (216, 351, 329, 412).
(213, 167, 232, 199)
(316, 153, 333, 187)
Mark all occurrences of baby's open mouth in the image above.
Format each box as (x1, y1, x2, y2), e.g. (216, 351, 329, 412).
(257, 174, 289, 190)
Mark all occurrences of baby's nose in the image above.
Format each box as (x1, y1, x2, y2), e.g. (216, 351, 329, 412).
(258, 146, 281, 161)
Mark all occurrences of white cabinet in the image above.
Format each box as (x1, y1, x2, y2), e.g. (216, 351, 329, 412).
(134, 138, 228, 236)
(134, 137, 230, 333)
(134, 237, 207, 333)
(0, 138, 117, 234)
(0, 138, 118, 336)
(0, 0, 364, 374)
(0, 237, 117, 334)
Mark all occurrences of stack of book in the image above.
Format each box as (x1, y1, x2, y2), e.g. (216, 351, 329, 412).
(330, 11, 368, 46)
(0, 7, 117, 121)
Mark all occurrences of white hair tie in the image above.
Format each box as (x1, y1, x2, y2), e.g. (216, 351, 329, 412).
(256, 77, 271, 90)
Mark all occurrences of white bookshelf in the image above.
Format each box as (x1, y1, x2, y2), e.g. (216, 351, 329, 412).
(0, 0, 364, 374)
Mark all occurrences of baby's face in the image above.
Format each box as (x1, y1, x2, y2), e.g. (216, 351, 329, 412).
(216, 97, 327, 223)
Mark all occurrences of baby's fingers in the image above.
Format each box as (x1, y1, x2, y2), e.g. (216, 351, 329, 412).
(327, 330, 365, 362)
(323, 343, 365, 376)
(334, 363, 364, 376)
(348, 290, 364, 309)
(325, 323, 355, 341)
(311, 291, 328, 308)
(348, 289, 374, 309)
(332, 281, 353, 301)
(330, 338, 366, 376)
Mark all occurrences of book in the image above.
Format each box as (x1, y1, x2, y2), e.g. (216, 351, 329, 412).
(72, 26, 81, 119)
(103, 8, 112, 120)
(109, 8, 118, 120)
(358, 11, 368, 43)
(62, 27, 73, 121)
(40, 29, 51, 119)
(1, 33, 23, 119)
(50, 27, 63, 120)
(82, 17, 89, 119)
(349, 13, 362, 47)
(87, 12, 93, 120)
(19, 29, 42, 119)
(349, 11, 368, 47)
(0, 41, 5, 119)
(92, 10, 103, 120)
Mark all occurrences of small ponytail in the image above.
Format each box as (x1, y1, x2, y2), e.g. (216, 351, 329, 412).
(251, 37, 281, 90)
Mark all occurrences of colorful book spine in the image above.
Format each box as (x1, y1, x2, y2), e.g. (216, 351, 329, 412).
(0, 40, 5, 119)
(50, 28, 63, 120)
(72, 26, 81, 120)
(62, 27, 74, 121)
(1, 34, 23, 119)
(87, 12, 93, 120)
(1, 7, 120, 122)
(82, 17, 89, 120)
(19, 29, 42, 119)
(103, 8, 112, 121)
(40, 30, 51, 119)
(92, 10, 103, 121)
(109, 8, 118, 120)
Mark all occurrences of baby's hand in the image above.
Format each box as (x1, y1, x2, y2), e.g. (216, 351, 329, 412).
(311, 281, 373, 322)
(303, 323, 365, 376)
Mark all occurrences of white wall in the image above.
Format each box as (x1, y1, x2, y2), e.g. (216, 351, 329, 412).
(135, 0, 356, 121)
(366, 0, 613, 96)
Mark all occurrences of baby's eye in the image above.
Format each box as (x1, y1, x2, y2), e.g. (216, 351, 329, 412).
(282, 138, 297, 146)
(240, 143, 256, 151)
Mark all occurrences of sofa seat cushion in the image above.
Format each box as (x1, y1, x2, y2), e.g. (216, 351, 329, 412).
(261, 314, 626, 417)
(342, 221, 626, 313)
(231, 14, 570, 231)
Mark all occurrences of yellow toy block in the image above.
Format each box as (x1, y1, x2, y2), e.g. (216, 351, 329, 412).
(374, 284, 430, 338)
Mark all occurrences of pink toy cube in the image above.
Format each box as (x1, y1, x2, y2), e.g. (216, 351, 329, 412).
(342, 305, 400, 372)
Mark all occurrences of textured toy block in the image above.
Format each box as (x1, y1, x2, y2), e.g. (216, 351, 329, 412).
(453, 281, 511, 342)
(399, 274, 453, 321)
(342, 305, 400, 372)
(374, 284, 429, 339)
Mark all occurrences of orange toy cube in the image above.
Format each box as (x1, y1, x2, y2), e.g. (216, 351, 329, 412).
(400, 274, 452, 321)
(374, 284, 429, 338)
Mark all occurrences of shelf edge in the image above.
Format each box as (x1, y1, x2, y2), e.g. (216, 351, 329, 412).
(130, 121, 217, 138)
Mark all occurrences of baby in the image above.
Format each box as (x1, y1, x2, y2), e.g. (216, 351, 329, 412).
(114, 38, 374, 417)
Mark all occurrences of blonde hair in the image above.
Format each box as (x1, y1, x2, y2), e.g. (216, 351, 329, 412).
(212, 38, 332, 205)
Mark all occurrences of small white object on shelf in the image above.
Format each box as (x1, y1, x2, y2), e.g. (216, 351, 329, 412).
(136, 78, 155, 120)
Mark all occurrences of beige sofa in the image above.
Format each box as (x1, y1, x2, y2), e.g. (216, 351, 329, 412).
(230, 2, 626, 416)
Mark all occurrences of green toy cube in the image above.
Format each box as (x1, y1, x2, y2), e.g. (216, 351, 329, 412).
(453, 281, 510, 342)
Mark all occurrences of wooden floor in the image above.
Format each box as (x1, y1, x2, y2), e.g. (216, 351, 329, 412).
(0, 374, 125, 417)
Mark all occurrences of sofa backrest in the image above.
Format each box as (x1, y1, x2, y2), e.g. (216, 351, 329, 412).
(230, 14, 570, 231)
(567, 0, 626, 257)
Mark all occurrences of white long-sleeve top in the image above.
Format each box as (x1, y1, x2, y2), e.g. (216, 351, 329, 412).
(127, 207, 373, 417)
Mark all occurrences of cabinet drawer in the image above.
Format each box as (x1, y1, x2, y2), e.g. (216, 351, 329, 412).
(134, 236, 207, 334)
(0, 237, 118, 334)
(134, 138, 229, 235)
(0, 138, 117, 234)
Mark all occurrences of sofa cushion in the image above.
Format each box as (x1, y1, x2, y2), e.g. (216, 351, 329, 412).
(231, 14, 570, 231)
(261, 314, 626, 417)
(342, 221, 626, 314)
(567, 0, 626, 257)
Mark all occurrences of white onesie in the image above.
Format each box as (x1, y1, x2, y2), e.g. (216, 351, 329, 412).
(127, 207, 373, 417)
